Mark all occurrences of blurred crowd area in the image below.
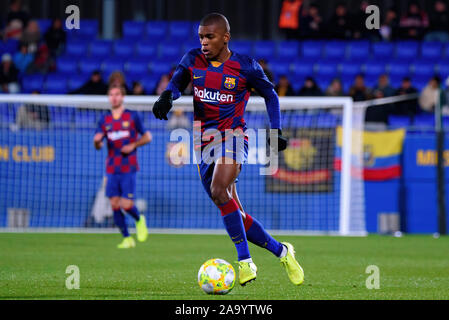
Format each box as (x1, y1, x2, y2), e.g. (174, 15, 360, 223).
(0, 0, 448, 127)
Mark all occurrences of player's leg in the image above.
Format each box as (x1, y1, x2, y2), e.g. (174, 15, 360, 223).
(120, 172, 148, 242)
(231, 183, 304, 286)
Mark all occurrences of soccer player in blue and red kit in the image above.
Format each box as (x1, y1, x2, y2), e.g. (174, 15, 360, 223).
(94, 84, 152, 249)
(153, 13, 304, 286)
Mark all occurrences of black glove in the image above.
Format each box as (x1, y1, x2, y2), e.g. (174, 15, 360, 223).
(268, 129, 288, 152)
(153, 90, 173, 120)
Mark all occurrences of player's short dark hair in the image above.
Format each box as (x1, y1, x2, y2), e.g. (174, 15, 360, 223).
(108, 84, 126, 95)
(200, 13, 230, 33)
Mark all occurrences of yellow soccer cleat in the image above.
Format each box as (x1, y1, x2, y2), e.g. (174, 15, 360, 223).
(117, 236, 136, 249)
(280, 242, 304, 285)
(136, 215, 149, 242)
(238, 261, 257, 286)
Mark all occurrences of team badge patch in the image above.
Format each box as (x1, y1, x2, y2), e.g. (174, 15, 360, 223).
(123, 121, 129, 128)
(224, 77, 236, 90)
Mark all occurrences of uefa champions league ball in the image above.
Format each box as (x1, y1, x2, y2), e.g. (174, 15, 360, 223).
(198, 258, 236, 295)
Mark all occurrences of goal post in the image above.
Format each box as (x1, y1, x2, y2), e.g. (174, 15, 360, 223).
(0, 94, 365, 236)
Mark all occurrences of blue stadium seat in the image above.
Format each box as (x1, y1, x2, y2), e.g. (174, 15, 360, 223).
(340, 62, 362, 77)
(150, 59, 175, 76)
(301, 40, 323, 61)
(316, 113, 338, 128)
(191, 21, 200, 39)
(90, 40, 113, 58)
(388, 75, 405, 88)
(49, 106, 74, 124)
(292, 59, 314, 77)
(65, 40, 89, 57)
(341, 75, 354, 93)
(269, 59, 291, 77)
(412, 60, 436, 77)
(372, 42, 394, 59)
(288, 114, 314, 128)
(102, 58, 125, 75)
(67, 74, 89, 92)
(168, 21, 191, 40)
(182, 40, 200, 53)
(122, 21, 145, 39)
(158, 41, 182, 60)
(315, 61, 339, 77)
(37, 19, 52, 34)
(253, 40, 276, 61)
(289, 75, 305, 93)
(44, 74, 68, 94)
(437, 60, 449, 79)
(421, 42, 443, 60)
(347, 41, 370, 61)
(277, 41, 300, 60)
(388, 61, 410, 78)
(324, 41, 347, 61)
(113, 40, 135, 57)
(411, 75, 430, 91)
(125, 58, 150, 75)
(315, 74, 333, 90)
(146, 21, 168, 42)
(57, 56, 78, 74)
(136, 41, 158, 58)
(364, 75, 378, 88)
(140, 75, 161, 95)
(78, 19, 99, 38)
(79, 57, 103, 74)
(364, 61, 386, 77)
(395, 41, 419, 61)
(245, 112, 267, 129)
(388, 115, 411, 128)
(230, 40, 252, 56)
(22, 74, 45, 93)
(74, 109, 97, 127)
(414, 113, 435, 127)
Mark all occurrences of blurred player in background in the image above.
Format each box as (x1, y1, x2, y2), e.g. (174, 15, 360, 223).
(94, 84, 152, 248)
(153, 13, 304, 286)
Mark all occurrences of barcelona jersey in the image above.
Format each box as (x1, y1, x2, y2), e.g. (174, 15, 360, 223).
(95, 109, 146, 174)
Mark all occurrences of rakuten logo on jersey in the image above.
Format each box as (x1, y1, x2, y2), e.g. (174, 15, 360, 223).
(194, 87, 234, 104)
(107, 130, 130, 141)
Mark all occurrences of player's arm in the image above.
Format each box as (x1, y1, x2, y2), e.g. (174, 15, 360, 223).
(121, 112, 152, 154)
(93, 118, 105, 150)
(246, 60, 288, 151)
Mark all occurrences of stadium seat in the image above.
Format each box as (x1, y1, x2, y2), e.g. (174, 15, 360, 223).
(49, 106, 74, 124)
(253, 40, 276, 61)
(411, 75, 430, 91)
(315, 74, 333, 90)
(301, 40, 323, 61)
(67, 74, 89, 92)
(340, 62, 362, 77)
(191, 21, 200, 39)
(37, 19, 52, 34)
(158, 41, 182, 60)
(414, 113, 435, 127)
(372, 42, 394, 59)
(316, 112, 338, 128)
(388, 75, 405, 88)
(388, 61, 410, 78)
(269, 59, 291, 77)
(245, 112, 267, 129)
(437, 60, 449, 79)
(74, 109, 97, 127)
(230, 40, 252, 56)
(0, 39, 19, 54)
(289, 75, 305, 93)
(388, 115, 411, 128)
(277, 41, 300, 60)
(395, 41, 419, 61)
(140, 75, 161, 95)
(323, 41, 347, 61)
(113, 40, 135, 57)
(125, 58, 150, 75)
(57, 56, 78, 74)
(182, 40, 200, 53)
(65, 40, 89, 57)
(122, 21, 145, 39)
(78, 19, 99, 38)
(79, 57, 103, 74)
(168, 21, 192, 40)
(347, 41, 370, 61)
(136, 41, 158, 58)
(22, 74, 45, 93)
(102, 58, 125, 75)
(364, 61, 386, 77)
(288, 114, 315, 128)
(150, 59, 175, 76)
(90, 40, 113, 58)
(315, 61, 339, 77)
(341, 74, 356, 92)
(421, 42, 443, 60)
(44, 74, 68, 94)
(292, 59, 315, 77)
(364, 75, 378, 88)
(412, 60, 436, 77)
(146, 21, 168, 42)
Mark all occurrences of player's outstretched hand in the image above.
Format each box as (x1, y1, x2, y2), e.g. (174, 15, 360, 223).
(153, 90, 173, 120)
(268, 129, 288, 152)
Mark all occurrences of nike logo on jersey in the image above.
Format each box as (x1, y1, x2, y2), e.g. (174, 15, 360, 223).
(193, 75, 203, 79)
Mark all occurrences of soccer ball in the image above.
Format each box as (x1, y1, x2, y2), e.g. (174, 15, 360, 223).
(197, 258, 236, 295)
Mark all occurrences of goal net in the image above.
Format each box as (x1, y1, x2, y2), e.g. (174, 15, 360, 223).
(0, 94, 365, 235)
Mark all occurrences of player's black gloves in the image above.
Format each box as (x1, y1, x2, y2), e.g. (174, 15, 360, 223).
(268, 129, 288, 152)
(153, 90, 173, 120)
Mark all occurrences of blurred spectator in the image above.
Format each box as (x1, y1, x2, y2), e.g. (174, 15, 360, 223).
(326, 2, 351, 39)
(258, 59, 274, 83)
(0, 53, 20, 93)
(379, 7, 400, 41)
(155, 74, 170, 95)
(28, 43, 53, 74)
(275, 75, 295, 96)
(325, 78, 344, 96)
(70, 70, 107, 95)
(20, 20, 41, 54)
(297, 76, 322, 96)
(443, 76, 449, 112)
(44, 18, 66, 56)
(4, 0, 29, 40)
(13, 43, 33, 73)
(374, 74, 395, 98)
(299, 3, 323, 39)
(278, 0, 303, 39)
(108, 71, 130, 94)
(132, 81, 146, 95)
(425, 0, 449, 42)
(167, 109, 190, 130)
(392, 77, 419, 117)
(419, 76, 441, 112)
(16, 90, 50, 130)
(399, 2, 429, 40)
(349, 74, 372, 101)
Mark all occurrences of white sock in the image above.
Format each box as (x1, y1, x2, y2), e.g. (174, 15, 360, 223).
(240, 258, 253, 263)
(279, 245, 288, 258)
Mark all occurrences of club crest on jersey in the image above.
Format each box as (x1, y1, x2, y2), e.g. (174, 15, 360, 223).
(123, 121, 129, 128)
(224, 77, 236, 90)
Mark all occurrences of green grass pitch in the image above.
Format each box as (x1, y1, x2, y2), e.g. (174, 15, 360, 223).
(0, 233, 448, 300)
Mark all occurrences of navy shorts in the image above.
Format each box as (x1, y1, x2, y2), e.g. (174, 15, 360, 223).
(105, 172, 136, 199)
